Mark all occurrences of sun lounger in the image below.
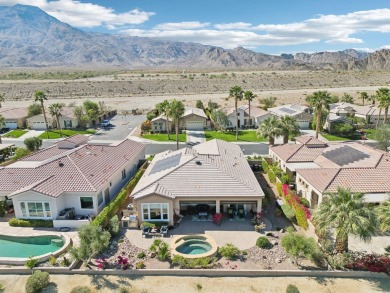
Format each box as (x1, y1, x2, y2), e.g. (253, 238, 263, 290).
(142, 227, 151, 238)
(160, 225, 168, 237)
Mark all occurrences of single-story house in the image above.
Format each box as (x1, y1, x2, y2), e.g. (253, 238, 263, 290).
(151, 108, 208, 132)
(267, 104, 313, 129)
(26, 106, 79, 130)
(225, 105, 271, 128)
(269, 136, 390, 208)
(327, 102, 387, 125)
(131, 139, 264, 226)
(0, 107, 28, 129)
(0, 134, 145, 226)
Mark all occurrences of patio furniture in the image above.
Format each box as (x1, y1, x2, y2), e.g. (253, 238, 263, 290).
(160, 225, 168, 237)
(142, 227, 151, 238)
(227, 208, 234, 219)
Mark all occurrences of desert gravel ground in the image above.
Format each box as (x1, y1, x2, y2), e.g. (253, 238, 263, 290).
(0, 274, 389, 293)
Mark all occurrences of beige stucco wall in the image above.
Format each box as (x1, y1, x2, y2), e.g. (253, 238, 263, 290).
(152, 119, 172, 132)
(133, 194, 174, 225)
(296, 173, 324, 207)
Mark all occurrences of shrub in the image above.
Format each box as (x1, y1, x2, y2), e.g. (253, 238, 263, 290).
(281, 232, 319, 266)
(137, 252, 146, 259)
(24, 137, 42, 152)
(49, 255, 57, 266)
(25, 270, 50, 293)
(286, 284, 300, 293)
(299, 197, 310, 208)
(385, 245, 390, 254)
(219, 243, 239, 260)
(109, 215, 120, 236)
(0, 201, 6, 218)
(141, 221, 168, 229)
(281, 204, 295, 220)
(149, 239, 170, 261)
(93, 163, 147, 228)
(12, 148, 31, 161)
(295, 205, 309, 230)
(261, 160, 269, 173)
(275, 182, 283, 197)
(9, 218, 53, 228)
(25, 257, 39, 269)
(196, 283, 202, 290)
(241, 250, 248, 256)
(70, 286, 92, 293)
(136, 261, 145, 269)
(280, 173, 290, 184)
(267, 170, 276, 183)
(61, 256, 70, 267)
(119, 287, 129, 293)
(346, 254, 390, 275)
(256, 236, 272, 249)
(0, 282, 4, 292)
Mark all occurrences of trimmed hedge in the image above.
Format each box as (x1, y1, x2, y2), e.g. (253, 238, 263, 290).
(261, 160, 269, 173)
(93, 162, 148, 228)
(267, 170, 276, 183)
(256, 236, 272, 249)
(141, 221, 169, 228)
(9, 218, 53, 228)
(275, 182, 283, 197)
(281, 204, 295, 220)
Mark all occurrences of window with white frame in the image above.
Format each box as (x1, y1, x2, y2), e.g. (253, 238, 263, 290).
(141, 203, 169, 221)
(80, 197, 94, 209)
(20, 202, 51, 218)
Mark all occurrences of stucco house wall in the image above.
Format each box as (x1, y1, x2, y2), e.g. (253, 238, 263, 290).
(180, 115, 207, 129)
(152, 118, 172, 132)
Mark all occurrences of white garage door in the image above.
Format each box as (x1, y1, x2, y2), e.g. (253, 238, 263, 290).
(31, 121, 47, 130)
(186, 121, 204, 130)
(5, 121, 18, 129)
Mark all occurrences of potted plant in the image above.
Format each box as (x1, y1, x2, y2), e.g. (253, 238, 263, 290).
(254, 225, 261, 232)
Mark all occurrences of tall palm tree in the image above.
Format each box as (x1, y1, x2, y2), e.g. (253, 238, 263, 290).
(0, 93, 4, 108)
(156, 100, 171, 139)
(34, 91, 49, 139)
(0, 114, 5, 144)
(376, 201, 390, 233)
(48, 103, 63, 137)
(229, 86, 244, 140)
(257, 116, 282, 146)
(306, 91, 332, 139)
(376, 87, 390, 129)
(168, 99, 185, 150)
(279, 116, 300, 144)
(360, 92, 368, 106)
(313, 187, 378, 253)
(244, 90, 256, 128)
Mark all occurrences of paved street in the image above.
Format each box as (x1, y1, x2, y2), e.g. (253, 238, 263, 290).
(186, 130, 205, 145)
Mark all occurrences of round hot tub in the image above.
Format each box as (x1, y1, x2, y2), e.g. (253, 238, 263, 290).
(171, 235, 218, 259)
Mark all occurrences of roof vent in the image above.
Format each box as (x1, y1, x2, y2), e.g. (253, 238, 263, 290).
(195, 160, 202, 165)
(59, 162, 64, 167)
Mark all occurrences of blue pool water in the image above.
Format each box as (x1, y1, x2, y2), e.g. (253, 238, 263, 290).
(176, 240, 212, 255)
(0, 235, 64, 258)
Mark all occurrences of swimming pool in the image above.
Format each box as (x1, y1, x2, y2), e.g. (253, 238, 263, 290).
(0, 234, 65, 258)
(171, 235, 218, 259)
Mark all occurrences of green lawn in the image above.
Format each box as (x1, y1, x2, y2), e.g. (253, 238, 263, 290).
(363, 129, 377, 140)
(39, 129, 96, 139)
(142, 133, 186, 142)
(3, 129, 28, 138)
(320, 132, 362, 141)
(205, 130, 268, 142)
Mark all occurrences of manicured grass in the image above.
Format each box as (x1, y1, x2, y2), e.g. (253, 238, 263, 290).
(205, 130, 268, 142)
(3, 129, 28, 138)
(363, 129, 377, 140)
(142, 133, 186, 142)
(39, 129, 96, 139)
(320, 132, 361, 141)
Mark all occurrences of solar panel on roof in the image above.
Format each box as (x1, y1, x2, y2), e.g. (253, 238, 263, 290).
(150, 153, 182, 175)
(279, 107, 296, 114)
(322, 145, 370, 166)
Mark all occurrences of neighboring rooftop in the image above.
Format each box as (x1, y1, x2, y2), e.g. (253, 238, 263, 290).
(295, 135, 327, 146)
(268, 104, 309, 117)
(225, 105, 269, 118)
(131, 139, 264, 199)
(0, 107, 28, 119)
(182, 108, 207, 119)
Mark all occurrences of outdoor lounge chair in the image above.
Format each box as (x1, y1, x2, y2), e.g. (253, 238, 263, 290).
(142, 227, 151, 238)
(227, 208, 234, 219)
(238, 208, 244, 218)
(160, 225, 168, 237)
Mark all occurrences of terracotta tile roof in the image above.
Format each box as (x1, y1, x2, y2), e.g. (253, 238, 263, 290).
(62, 134, 89, 145)
(297, 168, 340, 192)
(1, 139, 145, 197)
(295, 135, 327, 146)
(270, 144, 303, 161)
(20, 145, 74, 161)
(0, 107, 28, 119)
(225, 105, 269, 118)
(288, 146, 326, 162)
(132, 139, 264, 199)
(182, 108, 207, 119)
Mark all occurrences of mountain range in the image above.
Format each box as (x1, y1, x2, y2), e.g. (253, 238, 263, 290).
(0, 4, 389, 70)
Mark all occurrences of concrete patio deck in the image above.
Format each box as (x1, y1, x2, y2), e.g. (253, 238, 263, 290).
(125, 215, 272, 250)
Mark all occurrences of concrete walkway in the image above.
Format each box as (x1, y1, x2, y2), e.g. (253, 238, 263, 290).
(186, 130, 205, 145)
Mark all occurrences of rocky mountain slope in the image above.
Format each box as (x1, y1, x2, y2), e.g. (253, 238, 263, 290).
(0, 4, 389, 70)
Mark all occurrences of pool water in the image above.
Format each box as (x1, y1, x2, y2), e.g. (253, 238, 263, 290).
(176, 240, 212, 255)
(0, 235, 65, 258)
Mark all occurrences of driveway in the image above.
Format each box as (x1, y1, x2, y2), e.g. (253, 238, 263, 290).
(90, 114, 145, 141)
(186, 130, 205, 145)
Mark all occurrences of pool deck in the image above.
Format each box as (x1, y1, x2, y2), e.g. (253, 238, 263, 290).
(126, 216, 272, 250)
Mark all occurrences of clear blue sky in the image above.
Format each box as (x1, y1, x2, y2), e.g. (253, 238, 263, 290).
(2, 0, 390, 54)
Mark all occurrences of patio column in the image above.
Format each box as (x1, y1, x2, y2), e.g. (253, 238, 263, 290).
(215, 200, 220, 213)
(174, 200, 180, 215)
(256, 199, 262, 213)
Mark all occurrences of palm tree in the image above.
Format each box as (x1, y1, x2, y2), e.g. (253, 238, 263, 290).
(306, 91, 332, 139)
(0, 93, 4, 108)
(156, 100, 171, 139)
(244, 90, 256, 128)
(229, 86, 244, 140)
(376, 201, 390, 233)
(73, 106, 84, 128)
(168, 99, 185, 150)
(0, 114, 5, 144)
(313, 187, 378, 253)
(279, 116, 300, 144)
(34, 91, 49, 139)
(48, 103, 63, 137)
(375, 87, 390, 129)
(257, 116, 282, 146)
(360, 92, 368, 106)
